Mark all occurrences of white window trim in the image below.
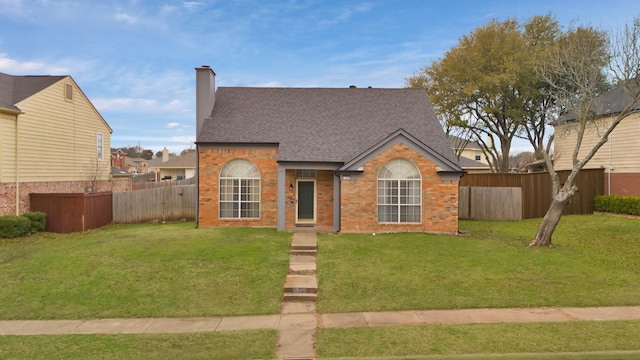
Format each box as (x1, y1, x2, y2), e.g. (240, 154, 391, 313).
(219, 160, 261, 219)
(96, 132, 104, 161)
(377, 159, 422, 224)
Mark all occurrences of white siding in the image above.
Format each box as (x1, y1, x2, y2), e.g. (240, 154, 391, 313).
(554, 112, 640, 173)
(13, 77, 112, 182)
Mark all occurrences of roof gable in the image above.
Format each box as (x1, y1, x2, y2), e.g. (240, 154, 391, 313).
(197, 87, 458, 166)
(339, 129, 464, 173)
(0, 72, 67, 111)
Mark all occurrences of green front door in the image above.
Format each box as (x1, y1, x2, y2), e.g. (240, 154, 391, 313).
(297, 180, 315, 222)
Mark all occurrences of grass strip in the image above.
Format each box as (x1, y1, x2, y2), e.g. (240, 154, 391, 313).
(0, 330, 277, 360)
(316, 320, 640, 358)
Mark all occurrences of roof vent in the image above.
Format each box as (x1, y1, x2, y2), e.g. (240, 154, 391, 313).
(349, 85, 357, 88)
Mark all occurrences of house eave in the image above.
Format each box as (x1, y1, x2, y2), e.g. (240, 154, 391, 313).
(0, 106, 23, 115)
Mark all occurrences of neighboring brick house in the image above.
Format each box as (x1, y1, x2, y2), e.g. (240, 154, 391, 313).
(195, 66, 465, 234)
(554, 80, 640, 196)
(111, 149, 127, 172)
(0, 72, 119, 216)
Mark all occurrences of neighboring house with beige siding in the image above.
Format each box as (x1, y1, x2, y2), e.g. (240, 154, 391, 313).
(447, 135, 491, 173)
(553, 81, 640, 196)
(0, 72, 114, 215)
(148, 149, 196, 181)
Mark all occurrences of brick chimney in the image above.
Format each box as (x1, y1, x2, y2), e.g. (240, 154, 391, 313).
(195, 65, 216, 140)
(162, 147, 169, 162)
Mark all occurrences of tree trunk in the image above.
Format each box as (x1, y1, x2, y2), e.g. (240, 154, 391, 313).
(529, 186, 576, 247)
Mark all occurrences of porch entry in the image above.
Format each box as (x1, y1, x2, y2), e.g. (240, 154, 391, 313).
(296, 179, 316, 224)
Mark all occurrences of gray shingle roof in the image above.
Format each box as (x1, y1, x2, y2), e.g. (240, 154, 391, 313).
(447, 134, 483, 150)
(457, 156, 490, 169)
(0, 72, 67, 111)
(198, 87, 459, 165)
(156, 151, 196, 168)
(562, 79, 640, 121)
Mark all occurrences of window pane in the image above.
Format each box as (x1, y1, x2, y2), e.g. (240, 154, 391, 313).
(220, 202, 238, 218)
(378, 204, 398, 222)
(400, 205, 421, 223)
(241, 202, 259, 218)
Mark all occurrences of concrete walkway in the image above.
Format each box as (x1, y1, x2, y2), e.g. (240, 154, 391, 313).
(2, 306, 640, 336)
(2, 231, 640, 359)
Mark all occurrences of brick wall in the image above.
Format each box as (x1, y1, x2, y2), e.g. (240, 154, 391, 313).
(340, 142, 459, 234)
(605, 173, 640, 196)
(198, 148, 279, 227)
(0, 179, 130, 216)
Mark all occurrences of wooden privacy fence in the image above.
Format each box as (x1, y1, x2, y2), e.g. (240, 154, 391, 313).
(113, 185, 196, 223)
(132, 177, 195, 190)
(30, 192, 113, 233)
(459, 168, 604, 220)
(459, 186, 522, 221)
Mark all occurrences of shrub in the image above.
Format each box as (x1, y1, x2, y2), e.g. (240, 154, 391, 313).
(23, 211, 47, 232)
(594, 195, 640, 216)
(0, 215, 32, 238)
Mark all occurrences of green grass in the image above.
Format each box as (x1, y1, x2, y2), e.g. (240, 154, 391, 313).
(316, 321, 640, 358)
(0, 223, 291, 319)
(0, 330, 277, 359)
(317, 214, 640, 313)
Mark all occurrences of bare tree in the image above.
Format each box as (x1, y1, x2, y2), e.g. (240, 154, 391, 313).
(86, 158, 109, 193)
(529, 20, 640, 247)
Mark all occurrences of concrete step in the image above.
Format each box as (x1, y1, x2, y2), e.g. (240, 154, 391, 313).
(289, 263, 316, 274)
(283, 292, 317, 302)
(291, 249, 317, 256)
(291, 233, 317, 250)
(291, 244, 317, 251)
(284, 275, 317, 294)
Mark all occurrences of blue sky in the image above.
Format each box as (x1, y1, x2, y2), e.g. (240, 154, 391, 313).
(1, 0, 638, 155)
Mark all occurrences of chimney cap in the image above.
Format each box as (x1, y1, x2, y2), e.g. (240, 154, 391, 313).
(201, 65, 210, 68)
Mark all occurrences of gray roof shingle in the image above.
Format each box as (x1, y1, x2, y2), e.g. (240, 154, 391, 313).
(197, 87, 459, 165)
(0, 72, 67, 111)
(562, 78, 640, 121)
(156, 151, 196, 168)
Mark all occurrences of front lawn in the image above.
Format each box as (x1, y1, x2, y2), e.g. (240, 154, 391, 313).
(0, 223, 291, 320)
(317, 214, 640, 313)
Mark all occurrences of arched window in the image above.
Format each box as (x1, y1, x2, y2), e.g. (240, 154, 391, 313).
(377, 158, 421, 223)
(219, 159, 260, 219)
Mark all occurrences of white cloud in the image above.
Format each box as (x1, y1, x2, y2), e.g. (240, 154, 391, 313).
(182, 2, 201, 11)
(159, 5, 178, 15)
(0, 53, 70, 74)
(167, 122, 181, 128)
(114, 12, 137, 24)
(319, 2, 373, 26)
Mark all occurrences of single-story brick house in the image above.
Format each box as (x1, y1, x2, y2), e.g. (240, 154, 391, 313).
(195, 66, 464, 234)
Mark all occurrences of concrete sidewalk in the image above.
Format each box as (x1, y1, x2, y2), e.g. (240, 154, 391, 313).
(1, 306, 639, 336)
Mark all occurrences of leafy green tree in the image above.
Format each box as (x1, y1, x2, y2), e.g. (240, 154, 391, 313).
(408, 15, 559, 173)
(140, 149, 153, 160)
